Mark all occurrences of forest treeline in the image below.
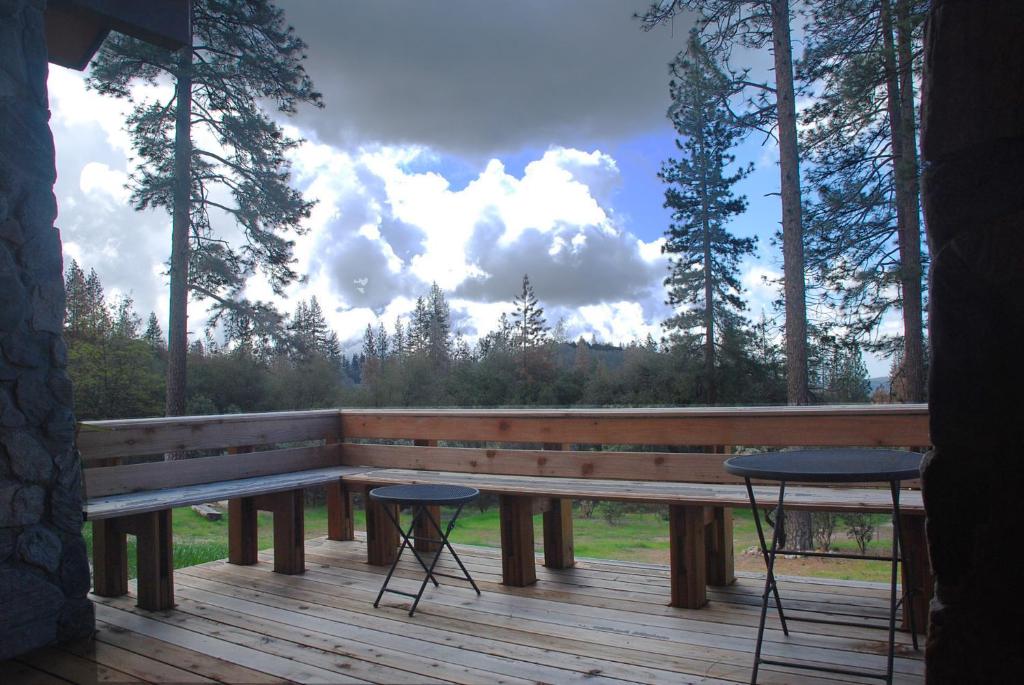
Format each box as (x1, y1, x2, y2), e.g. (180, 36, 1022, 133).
(66, 266, 888, 421)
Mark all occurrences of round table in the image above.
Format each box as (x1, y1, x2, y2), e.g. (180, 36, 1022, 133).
(723, 448, 922, 685)
(368, 484, 481, 616)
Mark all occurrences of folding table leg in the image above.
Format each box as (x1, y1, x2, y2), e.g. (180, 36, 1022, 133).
(750, 481, 788, 685)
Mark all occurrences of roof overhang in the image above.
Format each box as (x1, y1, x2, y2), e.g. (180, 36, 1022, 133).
(45, 0, 191, 71)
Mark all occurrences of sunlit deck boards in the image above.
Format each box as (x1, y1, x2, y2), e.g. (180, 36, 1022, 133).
(3, 536, 924, 684)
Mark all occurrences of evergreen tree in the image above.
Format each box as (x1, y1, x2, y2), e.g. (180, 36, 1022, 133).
(410, 296, 430, 354)
(87, 0, 322, 423)
(362, 323, 377, 360)
(659, 37, 756, 403)
(64, 262, 112, 341)
(799, 0, 927, 400)
(511, 274, 548, 350)
(376, 321, 390, 360)
(111, 295, 142, 339)
(427, 282, 452, 365)
(143, 313, 166, 352)
(392, 316, 406, 359)
(644, 0, 810, 405)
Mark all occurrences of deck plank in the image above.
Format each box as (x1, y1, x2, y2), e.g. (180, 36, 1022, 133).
(2, 535, 923, 685)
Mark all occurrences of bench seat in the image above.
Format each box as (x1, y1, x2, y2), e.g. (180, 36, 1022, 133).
(85, 465, 371, 520)
(341, 466, 928, 621)
(342, 468, 925, 514)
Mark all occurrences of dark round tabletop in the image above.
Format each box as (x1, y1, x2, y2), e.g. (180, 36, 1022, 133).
(723, 448, 922, 483)
(369, 483, 480, 505)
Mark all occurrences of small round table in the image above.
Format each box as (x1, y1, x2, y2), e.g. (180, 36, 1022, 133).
(723, 449, 922, 685)
(368, 484, 481, 616)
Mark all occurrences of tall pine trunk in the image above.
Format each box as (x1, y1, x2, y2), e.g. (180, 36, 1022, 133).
(880, 0, 925, 403)
(165, 44, 192, 458)
(772, 0, 812, 548)
(698, 126, 717, 405)
(895, 0, 925, 402)
(771, 0, 809, 407)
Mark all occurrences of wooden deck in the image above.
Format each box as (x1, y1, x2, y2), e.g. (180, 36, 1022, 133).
(2, 536, 924, 684)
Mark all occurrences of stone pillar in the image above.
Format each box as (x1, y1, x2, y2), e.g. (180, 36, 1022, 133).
(1, 0, 94, 660)
(920, 1, 1024, 682)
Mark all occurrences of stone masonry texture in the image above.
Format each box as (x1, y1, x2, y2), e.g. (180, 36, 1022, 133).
(0, 0, 95, 660)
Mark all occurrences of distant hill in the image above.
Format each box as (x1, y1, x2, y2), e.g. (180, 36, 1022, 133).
(869, 377, 890, 393)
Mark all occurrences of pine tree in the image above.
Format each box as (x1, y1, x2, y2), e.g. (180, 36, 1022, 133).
(427, 282, 451, 365)
(87, 0, 322, 422)
(64, 262, 111, 341)
(799, 0, 927, 401)
(143, 313, 166, 352)
(392, 316, 406, 359)
(410, 297, 430, 354)
(643, 0, 810, 405)
(659, 37, 756, 404)
(376, 321, 390, 360)
(362, 323, 377, 360)
(111, 295, 142, 339)
(511, 274, 548, 350)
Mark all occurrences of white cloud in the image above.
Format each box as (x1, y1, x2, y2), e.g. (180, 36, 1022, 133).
(79, 162, 129, 204)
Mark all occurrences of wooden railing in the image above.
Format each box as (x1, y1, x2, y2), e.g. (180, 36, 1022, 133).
(76, 404, 931, 624)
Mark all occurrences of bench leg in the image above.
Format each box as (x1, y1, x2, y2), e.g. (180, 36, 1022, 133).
(92, 518, 128, 597)
(669, 504, 708, 609)
(705, 506, 735, 586)
(500, 495, 537, 586)
(252, 490, 305, 575)
(228, 497, 259, 565)
(129, 511, 174, 611)
(900, 513, 932, 633)
(543, 498, 575, 569)
(365, 486, 399, 566)
(326, 481, 355, 541)
(414, 505, 442, 553)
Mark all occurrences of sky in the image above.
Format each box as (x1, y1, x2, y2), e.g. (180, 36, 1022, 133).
(46, 0, 893, 376)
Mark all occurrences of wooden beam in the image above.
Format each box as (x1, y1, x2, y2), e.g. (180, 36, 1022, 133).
(900, 513, 932, 633)
(364, 486, 398, 566)
(91, 518, 127, 597)
(77, 409, 343, 461)
(228, 497, 258, 566)
(84, 443, 343, 495)
(540, 443, 574, 570)
(499, 495, 536, 586)
(340, 443, 921, 489)
(129, 510, 174, 611)
(412, 440, 441, 553)
(325, 481, 355, 542)
(252, 491, 305, 575)
(669, 505, 707, 609)
(339, 405, 930, 447)
(705, 506, 735, 586)
(543, 498, 574, 570)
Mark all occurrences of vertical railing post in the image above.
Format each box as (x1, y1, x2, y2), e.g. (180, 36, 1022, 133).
(542, 443, 575, 569)
(326, 435, 355, 541)
(365, 484, 399, 566)
(413, 439, 441, 553)
(706, 444, 736, 586)
(669, 503, 708, 608)
(499, 494, 537, 586)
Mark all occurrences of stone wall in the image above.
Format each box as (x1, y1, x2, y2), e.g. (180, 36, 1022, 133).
(0, 0, 94, 660)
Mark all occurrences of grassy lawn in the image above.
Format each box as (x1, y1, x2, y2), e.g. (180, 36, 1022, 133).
(83, 502, 895, 583)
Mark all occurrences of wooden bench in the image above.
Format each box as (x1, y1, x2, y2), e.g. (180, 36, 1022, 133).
(335, 406, 931, 630)
(78, 410, 367, 610)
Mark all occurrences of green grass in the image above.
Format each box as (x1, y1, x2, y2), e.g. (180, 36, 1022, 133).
(84, 503, 894, 583)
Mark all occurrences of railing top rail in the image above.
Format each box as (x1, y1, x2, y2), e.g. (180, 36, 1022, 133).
(335, 404, 928, 418)
(79, 408, 340, 431)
